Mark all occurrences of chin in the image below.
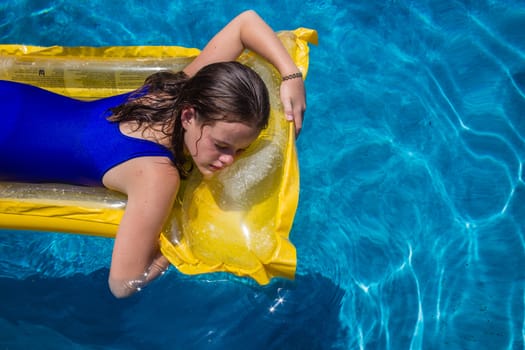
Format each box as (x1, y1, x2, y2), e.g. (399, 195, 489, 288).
(197, 166, 215, 178)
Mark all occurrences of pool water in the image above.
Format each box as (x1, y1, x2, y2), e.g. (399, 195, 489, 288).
(1, 0, 525, 349)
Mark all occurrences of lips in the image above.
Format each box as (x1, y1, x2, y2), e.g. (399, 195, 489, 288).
(209, 164, 223, 172)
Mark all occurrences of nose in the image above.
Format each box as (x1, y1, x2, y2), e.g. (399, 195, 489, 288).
(219, 153, 235, 167)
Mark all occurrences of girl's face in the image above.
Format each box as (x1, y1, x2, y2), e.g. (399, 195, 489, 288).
(181, 107, 260, 177)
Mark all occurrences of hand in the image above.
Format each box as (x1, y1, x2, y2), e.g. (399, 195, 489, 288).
(280, 77, 306, 138)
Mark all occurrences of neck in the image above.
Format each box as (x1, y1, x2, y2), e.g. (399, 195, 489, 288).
(119, 121, 173, 148)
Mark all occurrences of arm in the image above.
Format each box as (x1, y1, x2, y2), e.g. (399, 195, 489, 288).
(183, 10, 306, 136)
(104, 157, 179, 298)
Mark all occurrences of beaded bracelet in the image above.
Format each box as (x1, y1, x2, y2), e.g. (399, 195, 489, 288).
(282, 72, 303, 81)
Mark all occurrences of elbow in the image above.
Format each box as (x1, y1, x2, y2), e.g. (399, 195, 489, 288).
(239, 9, 260, 21)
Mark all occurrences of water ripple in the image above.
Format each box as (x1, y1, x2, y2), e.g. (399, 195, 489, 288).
(2, 0, 525, 348)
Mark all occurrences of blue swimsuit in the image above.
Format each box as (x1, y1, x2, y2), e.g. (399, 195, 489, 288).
(0, 80, 175, 186)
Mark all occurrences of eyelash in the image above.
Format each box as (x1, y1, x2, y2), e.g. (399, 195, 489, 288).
(215, 144, 245, 155)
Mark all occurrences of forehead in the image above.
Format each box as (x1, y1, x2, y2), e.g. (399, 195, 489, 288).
(204, 121, 260, 146)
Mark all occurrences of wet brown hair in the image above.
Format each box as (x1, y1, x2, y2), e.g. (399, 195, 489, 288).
(108, 61, 270, 178)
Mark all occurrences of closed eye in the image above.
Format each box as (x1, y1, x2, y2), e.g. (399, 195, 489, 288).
(215, 143, 246, 156)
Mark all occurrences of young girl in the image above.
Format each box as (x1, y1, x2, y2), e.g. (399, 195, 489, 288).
(0, 10, 306, 298)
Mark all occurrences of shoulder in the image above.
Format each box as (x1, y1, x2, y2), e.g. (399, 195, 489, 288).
(103, 156, 180, 197)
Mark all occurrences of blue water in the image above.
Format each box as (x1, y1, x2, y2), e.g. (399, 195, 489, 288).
(1, 0, 525, 349)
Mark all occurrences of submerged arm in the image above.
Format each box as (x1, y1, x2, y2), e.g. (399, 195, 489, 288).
(183, 10, 306, 136)
(104, 157, 178, 298)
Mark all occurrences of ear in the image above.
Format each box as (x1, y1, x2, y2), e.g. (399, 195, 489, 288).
(180, 106, 196, 129)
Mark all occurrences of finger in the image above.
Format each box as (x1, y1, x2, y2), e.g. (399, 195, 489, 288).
(294, 119, 302, 137)
(294, 118, 302, 138)
(285, 100, 302, 137)
(284, 100, 294, 121)
(293, 104, 305, 138)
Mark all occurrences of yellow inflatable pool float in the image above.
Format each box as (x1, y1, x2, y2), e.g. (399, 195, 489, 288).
(0, 29, 317, 284)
